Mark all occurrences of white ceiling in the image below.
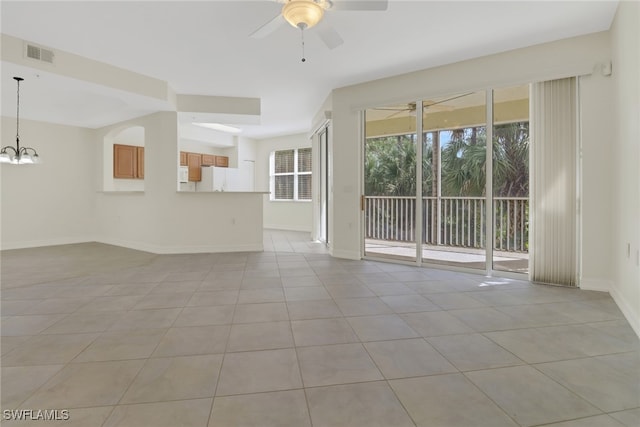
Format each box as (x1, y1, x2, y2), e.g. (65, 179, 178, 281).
(1, 0, 618, 139)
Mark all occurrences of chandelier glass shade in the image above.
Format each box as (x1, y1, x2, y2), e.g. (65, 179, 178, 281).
(0, 77, 40, 165)
(282, 0, 325, 30)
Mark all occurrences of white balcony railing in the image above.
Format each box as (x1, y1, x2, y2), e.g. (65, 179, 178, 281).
(364, 196, 529, 253)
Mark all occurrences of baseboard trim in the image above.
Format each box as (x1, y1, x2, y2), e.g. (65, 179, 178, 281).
(579, 278, 612, 292)
(264, 225, 312, 233)
(610, 284, 640, 339)
(1, 237, 93, 251)
(95, 237, 263, 255)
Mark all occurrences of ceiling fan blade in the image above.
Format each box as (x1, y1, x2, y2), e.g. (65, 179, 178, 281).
(249, 14, 284, 39)
(331, 0, 388, 11)
(318, 25, 344, 50)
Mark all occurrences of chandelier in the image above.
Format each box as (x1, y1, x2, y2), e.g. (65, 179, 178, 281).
(0, 77, 41, 164)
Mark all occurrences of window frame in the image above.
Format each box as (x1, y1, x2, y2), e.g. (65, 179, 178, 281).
(270, 147, 312, 202)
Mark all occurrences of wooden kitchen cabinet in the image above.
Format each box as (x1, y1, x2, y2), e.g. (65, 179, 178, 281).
(201, 154, 216, 166)
(187, 152, 202, 181)
(215, 156, 229, 167)
(179, 151, 187, 166)
(114, 144, 144, 179)
(137, 147, 144, 179)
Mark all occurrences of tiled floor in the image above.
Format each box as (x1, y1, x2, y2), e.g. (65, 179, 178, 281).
(1, 231, 639, 427)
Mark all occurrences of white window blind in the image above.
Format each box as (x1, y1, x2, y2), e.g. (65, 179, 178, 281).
(271, 148, 312, 201)
(530, 77, 578, 286)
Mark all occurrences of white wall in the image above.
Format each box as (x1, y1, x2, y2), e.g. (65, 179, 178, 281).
(609, 1, 640, 335)
(255, 133, 313, 232)
(1, 118, 96, 248)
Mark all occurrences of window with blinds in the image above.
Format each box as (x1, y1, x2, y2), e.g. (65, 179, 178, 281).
(271, 148, 312, 201)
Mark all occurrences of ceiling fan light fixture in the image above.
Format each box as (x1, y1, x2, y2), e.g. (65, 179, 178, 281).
(282, 0, 325, 30)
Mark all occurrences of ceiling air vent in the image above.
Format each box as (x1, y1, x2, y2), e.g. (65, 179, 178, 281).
(25, 43, 55, 64)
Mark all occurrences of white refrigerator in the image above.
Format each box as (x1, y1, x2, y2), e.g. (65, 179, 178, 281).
(197, 166, 242, 192)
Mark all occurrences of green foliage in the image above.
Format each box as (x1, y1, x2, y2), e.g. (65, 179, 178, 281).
(365, 122, 529, 198)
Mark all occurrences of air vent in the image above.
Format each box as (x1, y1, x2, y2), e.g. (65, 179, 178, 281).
(25, 43, 55, 64)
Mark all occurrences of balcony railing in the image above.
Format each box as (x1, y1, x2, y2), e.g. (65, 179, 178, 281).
(364, 196, 529, 253)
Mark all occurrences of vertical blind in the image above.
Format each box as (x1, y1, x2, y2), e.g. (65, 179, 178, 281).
(530, 77, 578, 286)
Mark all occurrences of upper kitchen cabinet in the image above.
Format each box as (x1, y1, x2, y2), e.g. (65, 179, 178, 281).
(187, 152, 202, 181)
(202, 154, 216, 166)
(180, 151, 187, 166)
(114, 144, 144, 179)
(215, 156, 229, 167)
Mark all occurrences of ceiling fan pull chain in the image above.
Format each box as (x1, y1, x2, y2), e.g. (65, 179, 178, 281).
(300, 28, 306, 62)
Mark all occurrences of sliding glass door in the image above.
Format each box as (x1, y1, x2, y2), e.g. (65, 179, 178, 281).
(422, 91, 487, 270)
(363, 86, 530, 277)
(363, 105, 417, 262)
(492, 85, 530, 273)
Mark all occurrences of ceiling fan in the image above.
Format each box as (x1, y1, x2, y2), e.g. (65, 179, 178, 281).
(250, 0, 388, 53)
(372, 93, 475, 119)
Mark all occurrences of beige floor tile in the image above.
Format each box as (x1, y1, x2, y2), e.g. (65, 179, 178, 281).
(103, 398, 212, 427)
(2, 333, 98, 366)
(465, 365, 601, 426)
(379, 294, 440, 313)
(41, 311, 122, 334)
(325, 284, 375, 299)
(0, 336, 31, 355)
(1, 314, 66, 336)
(209, 390, 311, 427)
(216, 348, 302, 396)
(538, 414, 629, 427)
(281, 275, 323, 287)
(1, 364, 64, 408)
(364, 338, 457, 379)
(291, 318, 358, 346)
(22, 360, 144, 408)
(427, 333, 524, 371)
(132, 292, 192, 310)
(150, 280, 200, 293)
(609, 408, 640, 427)
(77, 295, 145, 312)
(306, 381, 414, 427)
(536, 355, 640, 412)
(284, 286, 331, 301)
(297, 343, 383, 387)
(227, 321, 293, 352)
(103, 283, 157, 296)
(426, 292, 487, 310)
(389, 374, 518, 427)
(286, 300, 342, 320)
(347, 314, 419, 341)
(75, 329, 166, 362)
(108, 308, 181, 331)
(153, 325, 230, 357)
(449, 307, 529, 332)
(238, 288, 285, 304)
(232, 302, 289, 323)
(120, 354, 223, 404)
(402, 311, 474, 337)
(364, 282, 416, 296)
(173, 305, 234, 327)
(334, 297, 392, 316)
(186, 290, 238, 307)
(22, 297, 95, 315)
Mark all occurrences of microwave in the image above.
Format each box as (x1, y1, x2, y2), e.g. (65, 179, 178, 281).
(179, 166, 189, 183)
